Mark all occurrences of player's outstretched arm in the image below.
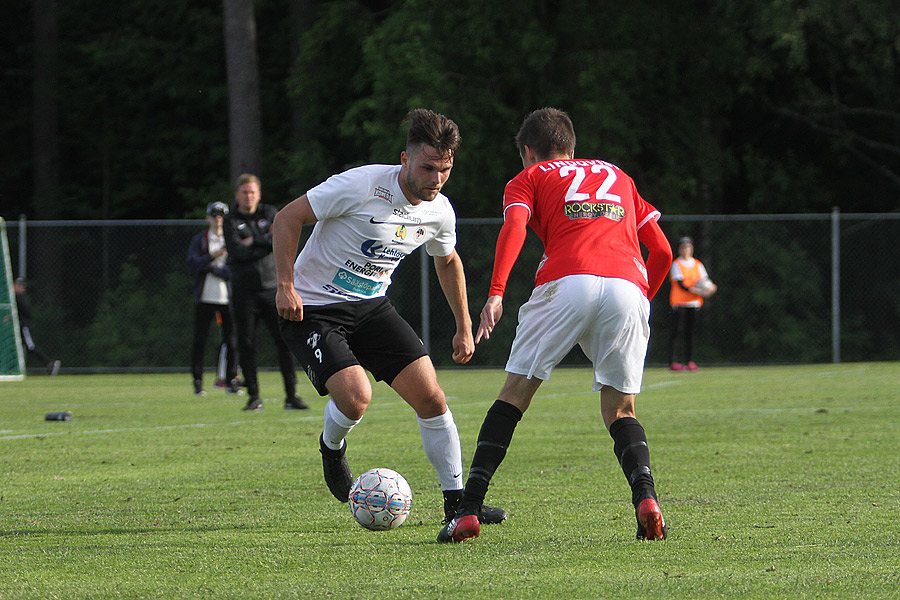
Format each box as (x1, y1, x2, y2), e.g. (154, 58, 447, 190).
(273, 194, 317, 321)
(476, 204, 528, 343)
(432, 249, 475, 364)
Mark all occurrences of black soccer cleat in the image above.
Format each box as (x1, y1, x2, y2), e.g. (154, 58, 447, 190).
(225, 379, 245, 395)
(443, 493, 508, 525)
(242, 397, 263, 411)
(284, 395, 310, 410)
(477, 504, 508, 525)
(319, 434, 353, 502)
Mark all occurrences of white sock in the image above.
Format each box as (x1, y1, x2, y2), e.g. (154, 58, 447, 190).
(417, 409, 464, 491)
(322, 398, 361, 451)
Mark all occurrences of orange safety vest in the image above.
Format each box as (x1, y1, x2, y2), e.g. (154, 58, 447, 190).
(669, 258, 704, 308)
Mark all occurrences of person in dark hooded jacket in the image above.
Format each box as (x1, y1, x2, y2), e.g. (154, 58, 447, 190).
(187, 201, 241, 396)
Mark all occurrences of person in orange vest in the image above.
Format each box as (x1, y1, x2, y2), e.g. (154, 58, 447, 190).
(668, 237, 716, 371)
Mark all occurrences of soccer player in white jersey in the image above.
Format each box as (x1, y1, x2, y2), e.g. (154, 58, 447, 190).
(272, 109, 506, 526)
(439, 108, 674, 543)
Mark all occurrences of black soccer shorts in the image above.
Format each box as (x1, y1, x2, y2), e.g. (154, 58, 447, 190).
(279, 296, 428, 396)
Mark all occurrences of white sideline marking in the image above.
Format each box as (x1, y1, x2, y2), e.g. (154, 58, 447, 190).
(644, 380, 684, 389)
(0, 394, 560, 441)
(0, 415, 320, 441)
(446, 379, 684, 401)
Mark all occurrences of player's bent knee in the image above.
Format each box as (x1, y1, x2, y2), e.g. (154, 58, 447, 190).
(404, 389, 447, 419)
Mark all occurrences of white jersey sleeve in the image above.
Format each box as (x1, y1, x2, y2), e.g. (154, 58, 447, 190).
(296, 164, 457, 306)
(698, 262, 710, 280)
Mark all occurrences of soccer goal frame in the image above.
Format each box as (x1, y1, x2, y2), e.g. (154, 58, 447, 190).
(0, 218, 25, 381)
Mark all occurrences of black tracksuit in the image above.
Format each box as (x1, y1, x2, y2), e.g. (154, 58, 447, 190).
(224, 204, 297, 400)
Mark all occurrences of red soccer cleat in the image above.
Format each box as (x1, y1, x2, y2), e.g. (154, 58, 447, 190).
(636, 498, 667, 540)
(437, 514, 481, 543)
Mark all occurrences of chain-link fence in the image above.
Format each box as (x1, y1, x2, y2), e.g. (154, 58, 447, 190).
(6, 212, 899, 374)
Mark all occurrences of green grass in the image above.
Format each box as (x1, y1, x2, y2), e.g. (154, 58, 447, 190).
(1, 363, 899, 599)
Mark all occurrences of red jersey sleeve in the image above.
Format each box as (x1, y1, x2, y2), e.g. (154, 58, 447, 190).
(487, 204, 530, 297)
(638, 217, 673, 300)
(501, 170, 536, 223)
(625, 179, 669, 298)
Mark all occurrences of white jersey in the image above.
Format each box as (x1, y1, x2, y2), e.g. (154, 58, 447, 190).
(295, 164, 457, 306)
(200, 231, 229, 305)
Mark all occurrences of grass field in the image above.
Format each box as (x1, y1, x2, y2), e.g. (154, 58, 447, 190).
(1, 363, 898, 599)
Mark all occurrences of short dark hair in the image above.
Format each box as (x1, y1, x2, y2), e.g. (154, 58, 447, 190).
(515, 108, 576, 160)
(405, 109, 461, 158)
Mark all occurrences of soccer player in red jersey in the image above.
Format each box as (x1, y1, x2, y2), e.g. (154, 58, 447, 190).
(439, 108, 673, 543)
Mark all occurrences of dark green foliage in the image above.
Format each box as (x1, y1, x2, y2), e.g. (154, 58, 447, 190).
(57, 1, 228, 219)
(85, 260, 194, 367)
(2, 0, 898, 220)
(649, 220, 832, 364)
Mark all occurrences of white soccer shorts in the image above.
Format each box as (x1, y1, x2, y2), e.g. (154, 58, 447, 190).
(505, 274, 650, 394)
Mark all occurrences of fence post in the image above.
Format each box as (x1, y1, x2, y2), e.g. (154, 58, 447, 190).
(831, 207, 840, 364)
(17, 214, 27, 279)
(420, 247, 431, 353)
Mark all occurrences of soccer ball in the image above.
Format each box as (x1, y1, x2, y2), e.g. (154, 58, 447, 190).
(694, 278, 717, 297)
(348, 468, 413, 531)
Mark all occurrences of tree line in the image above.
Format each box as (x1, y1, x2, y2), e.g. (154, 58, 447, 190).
(2, 0, 899, 223)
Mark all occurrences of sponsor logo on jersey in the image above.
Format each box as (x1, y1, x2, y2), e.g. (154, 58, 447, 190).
(415, 227, 425, 242)
(394, 225, 406, 241)
(322, 283, 357, 299)
(563, 202, 625, 222)
(369, 209, 423, 225)
(344, 259, 389, 278)
(360, 239, 407, 261)
(374, 186, 393, 203)
(332, 268, 385, 296)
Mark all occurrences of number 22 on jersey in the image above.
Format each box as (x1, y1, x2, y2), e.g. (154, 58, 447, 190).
(560, 163, 622, 204)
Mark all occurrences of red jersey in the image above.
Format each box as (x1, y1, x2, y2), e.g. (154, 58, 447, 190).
(493, 158, 662, 297)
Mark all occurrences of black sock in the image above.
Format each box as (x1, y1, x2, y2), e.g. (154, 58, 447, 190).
(442, 489, 463, 519)
(459, 400, 523, 514)
(608, 417, 657, 506)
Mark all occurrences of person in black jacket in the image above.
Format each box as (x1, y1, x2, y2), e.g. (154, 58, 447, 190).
(186, 201, 241, 396)
(224, 174, 307, 411)
(13, 278, 60, 375)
